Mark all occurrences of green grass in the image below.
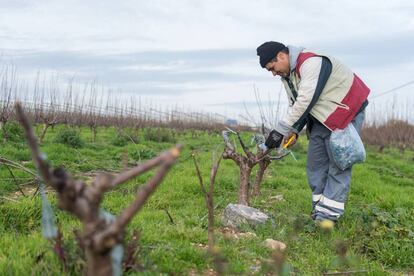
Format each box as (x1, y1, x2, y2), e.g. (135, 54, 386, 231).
(0, 125, 413, 275)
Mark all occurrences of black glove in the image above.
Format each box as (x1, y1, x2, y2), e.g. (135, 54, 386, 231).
(265, 129, 283, 149)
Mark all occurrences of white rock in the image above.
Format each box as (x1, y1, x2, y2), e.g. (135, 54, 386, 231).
(222, 203, 269, 228)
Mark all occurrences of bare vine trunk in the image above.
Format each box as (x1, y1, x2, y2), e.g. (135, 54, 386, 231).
(206, 193, 215, 248)
(1, 120, 9, 142)
(222, 130, 273, 207)
(251, 159, 270, 197)
(85, 249, 112, 276)
(39, 123, 50, 143)
(238, 165, 252, 206)
(192, 153, 224, 275)
(92, 125, 98, 142)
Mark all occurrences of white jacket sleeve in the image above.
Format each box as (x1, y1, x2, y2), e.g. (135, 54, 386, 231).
(276, 57, 322, 136)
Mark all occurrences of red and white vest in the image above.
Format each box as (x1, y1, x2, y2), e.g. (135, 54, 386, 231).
(282, 50, 370, 131)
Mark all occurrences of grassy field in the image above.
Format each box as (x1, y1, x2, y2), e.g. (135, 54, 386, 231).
(0, 124, 413, 275)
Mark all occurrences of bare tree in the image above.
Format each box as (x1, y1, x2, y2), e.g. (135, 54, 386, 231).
(15, 102, 182, 276)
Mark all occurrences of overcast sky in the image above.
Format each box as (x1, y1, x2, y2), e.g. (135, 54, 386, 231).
(1, 0, 413, 123)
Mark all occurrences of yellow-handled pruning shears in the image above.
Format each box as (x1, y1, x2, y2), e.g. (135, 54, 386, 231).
(283, 134, 296, 149)
(281, 134, 298, 161)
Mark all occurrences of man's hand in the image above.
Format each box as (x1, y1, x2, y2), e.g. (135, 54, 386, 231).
(283, 133, 298, 148)
(265, 129, 283, 149)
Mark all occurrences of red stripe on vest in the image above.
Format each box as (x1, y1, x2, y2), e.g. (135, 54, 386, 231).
(324, 74, 370, 130)
(295, 52, 318, 78)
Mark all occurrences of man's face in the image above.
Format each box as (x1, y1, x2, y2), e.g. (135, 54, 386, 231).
(265, 52, 290, 78)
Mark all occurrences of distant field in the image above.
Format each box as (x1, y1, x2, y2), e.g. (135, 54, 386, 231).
(0, 125, 413, 275)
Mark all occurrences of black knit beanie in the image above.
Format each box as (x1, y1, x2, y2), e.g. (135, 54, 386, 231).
(256, 41, 286, 68)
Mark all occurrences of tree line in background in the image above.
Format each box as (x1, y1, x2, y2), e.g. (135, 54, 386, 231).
(0, 68, 252, 144)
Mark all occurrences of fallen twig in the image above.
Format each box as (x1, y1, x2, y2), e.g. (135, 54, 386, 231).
(163, 208, 175, 225)
(0, 196, 20, 203)
(0, 157, 37, 176)
(323, 269, 369, 275)
(3, 163, 26, 196)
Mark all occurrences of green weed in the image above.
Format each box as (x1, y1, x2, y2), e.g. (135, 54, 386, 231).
(1, 121, 25, 142)
(54, 127, 83, 148)
(144, 128, 177, 143)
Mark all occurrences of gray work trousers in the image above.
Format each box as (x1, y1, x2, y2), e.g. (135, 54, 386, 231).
(307, 110, 365, 221)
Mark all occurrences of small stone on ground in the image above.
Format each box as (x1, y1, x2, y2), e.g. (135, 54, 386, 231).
(262, 239, 287, 252)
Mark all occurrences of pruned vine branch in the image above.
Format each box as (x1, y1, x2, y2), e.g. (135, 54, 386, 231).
(192, 152, 225, 275)
(15, 102, 182, 276)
